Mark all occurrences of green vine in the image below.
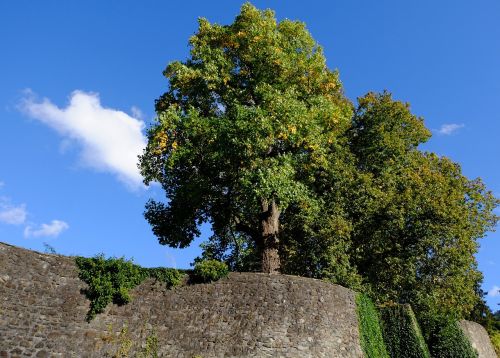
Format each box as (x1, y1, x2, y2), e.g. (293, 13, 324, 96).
(75, 255, 184, 321)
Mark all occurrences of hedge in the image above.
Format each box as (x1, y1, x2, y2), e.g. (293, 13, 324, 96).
(490, 329, 500, 356)
(356, 293, 389, 358)
(427, 319, 478, 358)
(379, 304, 431, 358)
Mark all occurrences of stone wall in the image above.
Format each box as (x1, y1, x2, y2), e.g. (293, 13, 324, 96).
(459, 320, 497, 358)
(0, 242, 363, 357)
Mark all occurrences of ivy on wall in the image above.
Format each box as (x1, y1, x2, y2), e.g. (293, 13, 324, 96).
(75, 255, 229, 321)
(75, 255, 184, 321)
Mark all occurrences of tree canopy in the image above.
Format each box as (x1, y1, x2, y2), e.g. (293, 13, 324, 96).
(140, 3, 353, 274)
(140, 2, 498, 332)
(348, 92, 498, 333)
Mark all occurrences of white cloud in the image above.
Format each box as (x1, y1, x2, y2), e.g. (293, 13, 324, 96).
(0, 191, 68, 239)
(19, 90, 147, 189)
(488, 285, 500, 297)
(437, 123, 465, 135)
(0, 202, 27, 225)
(0, 181, 4, 188)
(24, 220, 69, 238)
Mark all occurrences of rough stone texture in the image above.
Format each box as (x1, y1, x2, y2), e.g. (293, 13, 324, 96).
(459, 320, 498, 358)
(0, 242, 363, 357)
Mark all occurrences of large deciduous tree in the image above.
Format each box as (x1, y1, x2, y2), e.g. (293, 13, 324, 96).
(140, 3, 498, 331)
(139, 3, 353, 273)
(348, 92, 499, 335)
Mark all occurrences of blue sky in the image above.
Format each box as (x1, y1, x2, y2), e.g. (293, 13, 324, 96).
(1, 1, 499, 309)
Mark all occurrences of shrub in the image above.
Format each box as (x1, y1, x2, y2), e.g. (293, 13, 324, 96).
(193, 259, 229, 283)
(356, 293, 389, 358)
(75, 255, 183, 321)
(490, 330, 500, 356)
(379, 304, 431, 358)
(427, 319, 478, 358)
(147, 267, 184, 288)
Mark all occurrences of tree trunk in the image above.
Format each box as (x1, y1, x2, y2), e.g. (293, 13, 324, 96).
(260, 199, 281, 274)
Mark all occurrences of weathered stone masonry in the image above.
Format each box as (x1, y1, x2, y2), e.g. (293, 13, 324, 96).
(1, 242, 495, 357)
(459, 320, 497, 358)
(0, 242, 363, 357)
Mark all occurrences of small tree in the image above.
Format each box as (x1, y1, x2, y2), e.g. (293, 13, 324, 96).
(140, 3, 353, 273)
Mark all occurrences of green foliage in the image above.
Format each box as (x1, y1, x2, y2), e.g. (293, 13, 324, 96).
(426, 319, 478, 358)
(139, 2, 354, 272)
(490, 329, 500, 356)
(379, 304, 430, 358)
(138, 2, 498, 328)
(349, 92, 499, 327)
(75, 255, 183, 321)
(193, 259, 229, 283)
(76, 255, 144, 321)
(195, 230, 261, 272)
(147, 267, 184, 288)
(355, 293, 389, 358)
(350, 91, 431, 174)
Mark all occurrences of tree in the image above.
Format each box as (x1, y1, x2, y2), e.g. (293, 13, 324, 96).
(348, 92, 499, 336)
(140, 4, 498, 331)
(139, 3, 353, 273)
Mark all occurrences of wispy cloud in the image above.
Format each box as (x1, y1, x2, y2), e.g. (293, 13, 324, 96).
(0, 187, 68, 238)
(436, 123, 465, 135)
(130, 106, 144, 120)
(24, 220, 69, 238)
(488, 285, 500, 297)
(0, 201, 27, 225)
(19, 90, 147, 189)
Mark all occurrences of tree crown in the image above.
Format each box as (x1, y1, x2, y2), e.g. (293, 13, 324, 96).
(141, 3, 353, 251)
